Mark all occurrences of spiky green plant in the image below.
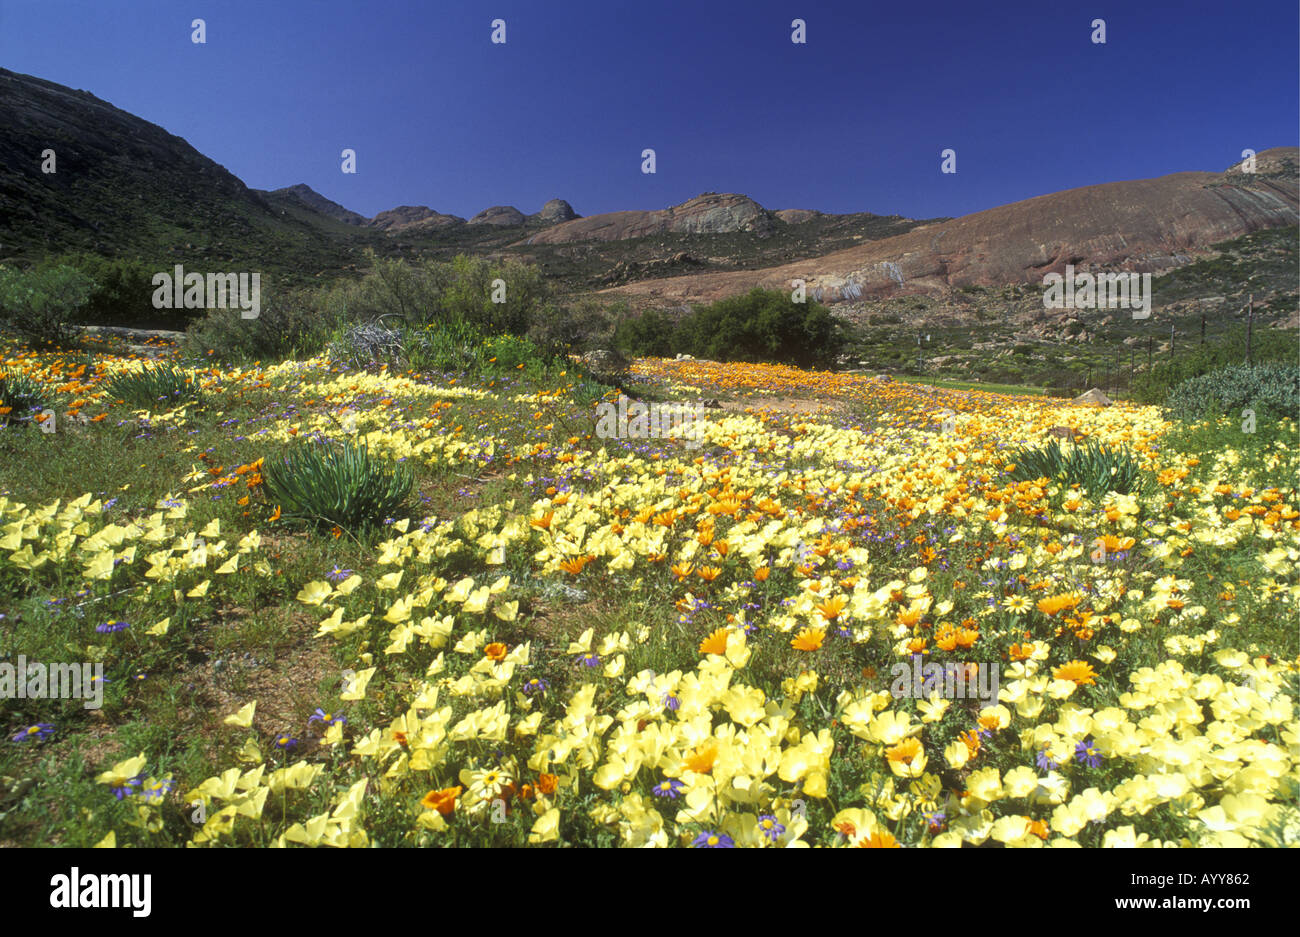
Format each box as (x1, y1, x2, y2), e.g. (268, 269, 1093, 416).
(0, 371, 48, 425)
(1006, 438, 1149, 499)
(105, 364, 204, 409)
(262, 439, 413, 531)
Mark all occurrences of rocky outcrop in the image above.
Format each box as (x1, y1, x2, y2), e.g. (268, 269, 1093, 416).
(468, 205, 526, 226)
(526, 192, 778, 244)
(775, 209, 822, 224)
(368, 205, 465, 233)
(600, 149, 1300, 305)
(533, 198, 578, 225)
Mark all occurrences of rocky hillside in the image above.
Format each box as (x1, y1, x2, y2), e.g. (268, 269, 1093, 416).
(601, 149, 1299, 305)
(524, 193, 779, 244)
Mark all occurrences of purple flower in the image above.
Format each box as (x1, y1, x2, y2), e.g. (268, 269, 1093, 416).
(96, 620, 129, 634)
(661, 691, 680, 712)
(326, 565, 353, 582)
(691, 830, 735, 848)
(522, 677, 548, 695)
(756, 815, 785, 842)
(12, 723, 53, 742)
(651, 779, 684, 799)
(274, 735, 298, 750)
(1074, 738, 1102, 768)
(577, 653, 601, 668)
(1036, 745, 1059, 771)
(139, 777, 176, 803)
(923, 810, 947, 832)
(308, 708, 345, 727)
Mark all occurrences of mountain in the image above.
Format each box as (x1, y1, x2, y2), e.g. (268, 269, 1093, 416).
(263, 183, 367, 226)
(524, 192, 780, 244)
(0, 68, 383, 275)
(601, 150, 1300, 305)
(368, 205, 466, 233)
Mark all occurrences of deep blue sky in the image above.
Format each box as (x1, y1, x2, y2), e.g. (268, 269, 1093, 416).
(3, 0, 1296, 221)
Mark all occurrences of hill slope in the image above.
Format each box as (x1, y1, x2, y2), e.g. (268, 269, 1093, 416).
(602, 149, 1300, 305)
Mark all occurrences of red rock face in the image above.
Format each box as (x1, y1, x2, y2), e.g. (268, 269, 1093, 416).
(600, 149, 1299, 305)
(525, 193, 777, 244)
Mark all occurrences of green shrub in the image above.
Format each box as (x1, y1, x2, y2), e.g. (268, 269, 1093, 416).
(1164, 363, 1300, 422)
(0, 264, 96, 347)
(45, 255, 161, 327)
(105, 365, 204, 410)
(1131, 326, 1295, 403)
(614, 308, 678, 358)
(317, 252, 549, 337)
(405, 320, 486, 373)
(181, 289, 338, 363)
(0, 371, 48, 426)
(1006, 438, 1149, 499)
(263, 439, 413, 531)
(615, 292, 846, 367)
(528, 297, 619, 358)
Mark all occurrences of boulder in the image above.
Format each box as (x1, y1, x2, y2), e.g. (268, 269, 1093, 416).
(1072, 388, 1113, 407)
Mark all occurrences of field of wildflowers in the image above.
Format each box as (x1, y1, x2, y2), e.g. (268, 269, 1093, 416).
(0, 339, 1296, 848)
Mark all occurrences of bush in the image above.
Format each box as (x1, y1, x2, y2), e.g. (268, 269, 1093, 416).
(1164, 363, 1300, 423)
(1006, 438, 1149, 499)
(317, 252, 549, 337)
(528, 297, 619, 358)
(105, 364, 204, 410)
(46, 255, 161, 327)
(181, 288, 339, 363)
(614, 290, 846, 368)
(0, 371, 48, 426)
(0, 264, 95, 347)
(681, 289, 845, 368)
(326, 322, 407, 370)
(1130, 326, 1295, 404)
(614, 308, 678, 358)
(263, 439, 413, 531)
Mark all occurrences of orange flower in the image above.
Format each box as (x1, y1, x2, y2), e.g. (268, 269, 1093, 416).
(558, 555, 590, 575)
(420, 786, 462, 815)
(684, 741, 718, 774)
(790, 627, 826, 651)
(754, 566, 771, 582)
(1027, 819, 1049, 841)
(959, 729, 981, 758)
(1036, 592, 1082, 617)
(815, 596, 847, 622)
(698, 628, 729, 656)
(484, 642, 508, 661)
(1052, 660, 1098, 686)
(887, 737, 923, 767)
(269, 505, 282, 522)
(671, 562, 695, 581)
(855, 831, 902, 847)
(331, 526, 343, 539)
(1009, 642, 1033, 662)
(536, 773, 559, 795)
(697, 566, 722, 582)
(530, 511, 554, 530)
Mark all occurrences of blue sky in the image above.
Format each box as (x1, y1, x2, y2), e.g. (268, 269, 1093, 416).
(2, 0, 1296, 221)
